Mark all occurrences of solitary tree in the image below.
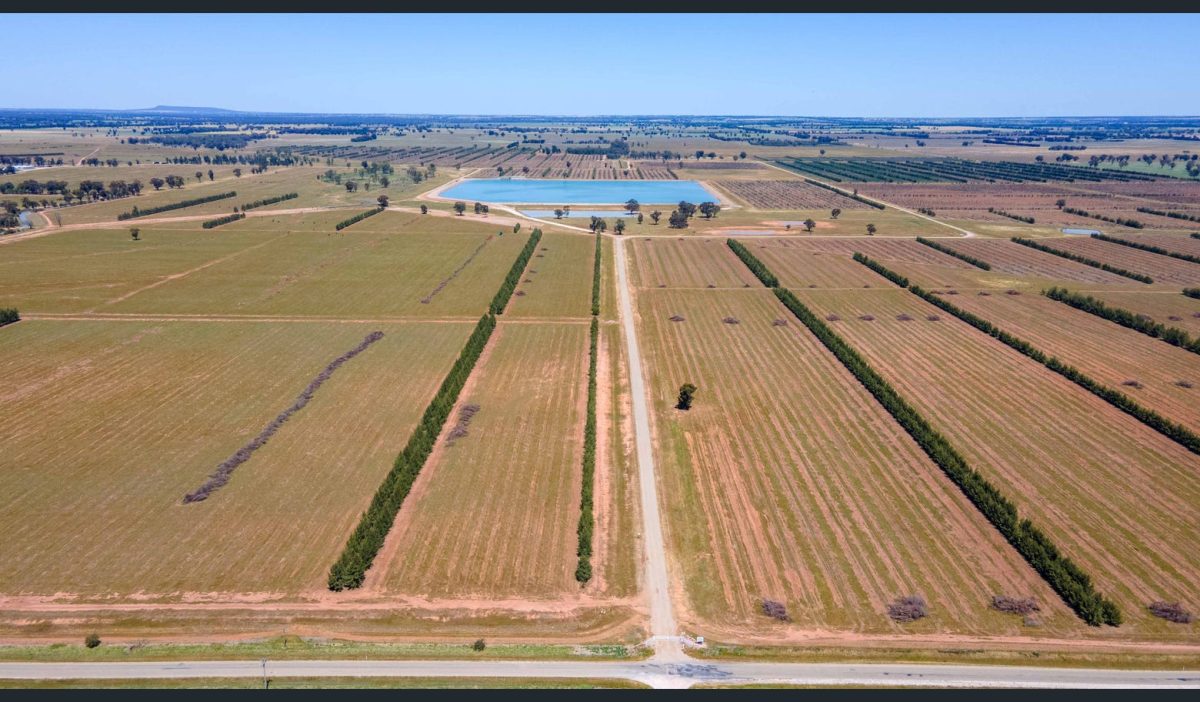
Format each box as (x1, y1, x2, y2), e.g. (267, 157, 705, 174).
(676, 383, 697, 410)
(668, 210, 689, 228)
(803, 218, 816, 232)
(129, 227, 140, 241)
(1055, 199, 1067, 210)
(195, 171, 203, 183)
(637, 212, 644, 224)
(473, 202, 483, 215)
(553, 208, 565, 219)
(345, 181, 358, 192)
(513, 223, 521, 233)
(625, 198, 640, 214)
(84, 633, 101, 649)
(650, 210, 662, 225)
(698, 202, 721, 219)
(866, 223, 877, 236)
(614, 218, 626, 235)
(207, 169, 214, 181)
(420, 204, 428, 214)
(377, 194, 389, 209)
(831, 208, 842, 220)
(232, 168, 242, 178)
(453, 201, 467, 216)
(149, 177, 165, 191)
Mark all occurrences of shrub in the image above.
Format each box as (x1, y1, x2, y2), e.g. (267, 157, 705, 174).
(1148, 601, 1193, 624)
(916, 237, 992, 270)
(201, 212, 245, 229)
(992, 596, 1040, 615)
(1181, 288, 1200, 300)
(669, 315, 685, 322)
(888, 596, 928, 623)
(472, 638, 487, 651)
(335, 206, 384, 231)
(117, 191, 236, 220)
(0, 307, 19, 328)
(676, 383, 697, 411)
(1011, 237, 1152, 284)
(84, 633, 101, 649)
(723, 316, 740, 325)
(761, 599, 790, 622)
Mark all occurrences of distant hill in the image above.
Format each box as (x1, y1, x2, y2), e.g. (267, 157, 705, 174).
(137, 105, 243, 115)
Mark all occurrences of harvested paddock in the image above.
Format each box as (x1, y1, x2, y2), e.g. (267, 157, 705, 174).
(794, 288, 1200, 634)
(948, 291, 1200, 433)
(637, 288, 1078, 635)
(102, 217, 532, 317)
(795, 237, 977, 268)
(377, 323, 590, 598)
(1044, 237, 1200, 287)
(1084, 291, 1200, 337)
(1105, 233, 1200, 259)
(752, 244, 891, 289)
(715, 179, 869, 210)
(931, 239, 1137, 286)
(0, 318, 472, 596)
(505, 232, 596, 318)
(628, 238, 757, 289)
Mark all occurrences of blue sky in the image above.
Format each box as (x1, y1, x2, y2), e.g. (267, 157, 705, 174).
(9, 13, 1199, 116)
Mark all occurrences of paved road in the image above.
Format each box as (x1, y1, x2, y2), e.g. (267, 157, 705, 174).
(0, 659, 1195, 689)
(613, 236, 681, 661)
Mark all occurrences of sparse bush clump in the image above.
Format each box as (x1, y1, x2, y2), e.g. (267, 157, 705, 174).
(761, 599, 791, 622)
(446, 404, 480, 443)
(888, 596, 929, 623)
(992, 595, 1040, 615)
(723, 316, 740, 325)
(669, 314, 685, 322)
(472, 638, 488, 651)
(85, 633, 101, 649)
(1148, 601, 1193, 624)
(676, 383, 697, 411)
(772, 318, 788, 326)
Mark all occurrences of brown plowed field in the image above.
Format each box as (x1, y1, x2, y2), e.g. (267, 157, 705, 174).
(628, 238, 758, 289)
(715, 179, 869, 210)
(794, 287, 1200, 637)
(638, 288, 1081, 636)
(505, 232, 596, 318)
(1085, 291, 1200, 337)
(751, 243, 894, 289)
(377, 322, 589, 599)
(947, 291, 1200, 433)
(1046, 237, 1200, 287)
(935, 239, 1138, 286)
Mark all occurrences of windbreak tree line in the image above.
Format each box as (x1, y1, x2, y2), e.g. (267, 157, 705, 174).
(201, 212, 245, 229)
(241, 192, 299, 211)
(335, 207, 384, 231)
(726, 241, 1122, 626)
(117, 191, 237, 220)
(1011, 237, 1153, 284)
(490, 228, 542, 315)
(1090, 232, 1200, 265)
(915, 237, 992, 270)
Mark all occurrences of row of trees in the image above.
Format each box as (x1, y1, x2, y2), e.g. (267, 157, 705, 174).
(1090, 232, 1200, 265)
(915, 237, 992, 270)
(1043, 287, 1200, 355)
(802, 178, 886, 210)
(117, 191, 237, 220)
(852, 252, 909, 287)
(591, 234, 602, 316)
(1135, 206, 1200, 224)
(987, 207, 1036, 224)
(1011, 237, 1153, 284)
(0, 307, 18, 327)
(743, 245, 1121, 626)
(240, 192, 298, 211)
(575, 315, 600, 583)
(201, 212, 245, 229)
(490, 228, 542, 315)
(327, 314, 496, 590)
(334, 207, 384, 231)
(1062, 206, 1144, 229)
(727, 239, 779, 288)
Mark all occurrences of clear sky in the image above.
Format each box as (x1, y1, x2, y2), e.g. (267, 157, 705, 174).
(8, 13, 1199, 117)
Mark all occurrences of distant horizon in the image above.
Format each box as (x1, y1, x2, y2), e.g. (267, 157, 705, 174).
(8, 14, 1200, 117)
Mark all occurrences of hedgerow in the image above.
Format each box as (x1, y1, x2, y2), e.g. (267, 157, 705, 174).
(1062, 206, 1144, 229)
(1090, 232, 1200, 265)
(591, 234, 601, 316)
(1011, 237, 1153, 284)
(575, 315, 599, 583)
(0, 307, 19, 327)
(732, 245, 1121, 626)
(916, 237, 992, 270)
(335, 207, 384, 231)
(852, 252, 909, 287)
(117, 191, 236, 220)
(241, 192, 298, 211)
(727, 239, 779, 287)
(987, 207, 1035, 224)
(490, 228, 542, 314)
(201, 212, 245, 229)
(1136, 206, 1200, 224)
(328, 314, 495, 590)
(1044, 287, 1200, 355)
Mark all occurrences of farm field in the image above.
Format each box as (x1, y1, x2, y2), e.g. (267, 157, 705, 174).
(635, 288, 1082, 637)
(376, 322, 590, 599)
(930, 238, 1140, 286)
(1084, 290, 1200, 337)
(628, 237, 759, 289)
(792, 287, 1200, 637)
(1042, 237, 1200, 287)
(505, 231, 595, 318)
(945, 291, 1200, 433)
(713, 179, 869, 210)
(0, 318, 472, 597)
(752, 242, 892, 289)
